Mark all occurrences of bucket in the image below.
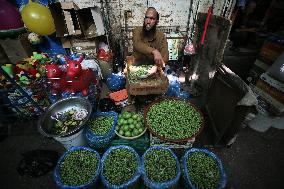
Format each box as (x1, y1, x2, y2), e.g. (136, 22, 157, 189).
(54, 129, 87, 149)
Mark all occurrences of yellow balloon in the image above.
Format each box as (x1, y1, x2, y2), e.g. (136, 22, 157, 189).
(21, 0, 55, 36)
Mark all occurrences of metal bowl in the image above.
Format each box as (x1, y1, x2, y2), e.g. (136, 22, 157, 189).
(38, 97, 92, 138)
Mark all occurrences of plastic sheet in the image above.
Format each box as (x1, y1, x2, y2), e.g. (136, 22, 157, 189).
(181, 148, 227, 189)
(85, 111, 118, 149)
(141, 146, 181, 189)
(100, 145, 141, 189)
(54, 146, 101, 189)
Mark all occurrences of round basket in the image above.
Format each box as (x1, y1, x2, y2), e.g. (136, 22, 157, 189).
(115, 127, 147, 140)
(144, 97, 204, 143)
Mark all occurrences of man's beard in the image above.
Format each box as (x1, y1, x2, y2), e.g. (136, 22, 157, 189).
(143, 23, 157, 37)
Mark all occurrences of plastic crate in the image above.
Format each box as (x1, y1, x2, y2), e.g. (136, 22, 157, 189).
(110, 132, 150, 155)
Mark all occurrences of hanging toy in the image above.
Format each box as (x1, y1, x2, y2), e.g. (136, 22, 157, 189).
(28, 32, 42, 45)
(21, 0, 55, 36)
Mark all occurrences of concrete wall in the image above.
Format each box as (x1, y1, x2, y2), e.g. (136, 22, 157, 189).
(59, 0, 236, 52)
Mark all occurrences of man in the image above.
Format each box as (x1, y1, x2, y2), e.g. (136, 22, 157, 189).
(132, 7, 169, 67)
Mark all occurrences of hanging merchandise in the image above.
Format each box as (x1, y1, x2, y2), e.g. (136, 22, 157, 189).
(28, 32, 42, 45)
(21, 0, 55, 36)
(184, 0, 197, 55)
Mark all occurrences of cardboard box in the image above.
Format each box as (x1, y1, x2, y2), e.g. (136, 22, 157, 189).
(61, 37, 97, 54)
(77, 7, 105, 38)
(49, 2, 82, 37)
(0, 34, 34, 64)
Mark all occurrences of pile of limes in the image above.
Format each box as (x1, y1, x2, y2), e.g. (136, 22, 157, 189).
(115, 111, 145, 138)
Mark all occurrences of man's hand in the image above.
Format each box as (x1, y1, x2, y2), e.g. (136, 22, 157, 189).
(152, 49, 165, 67)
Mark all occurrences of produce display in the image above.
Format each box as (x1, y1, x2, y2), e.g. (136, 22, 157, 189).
(186, 152, 221, 189)
(52, 108, 88, 135)
(128, 65, 152, 82)
(143, 148, 178, 182)
(59, 149, 99, 186)
(146, 99, 203, 141)
(102, 148, 139, 185)
(115, 111, 145, 138)
(87, 115, 114, 135)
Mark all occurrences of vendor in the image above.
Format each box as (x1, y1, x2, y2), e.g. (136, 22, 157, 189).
(132, 7, 169, 67)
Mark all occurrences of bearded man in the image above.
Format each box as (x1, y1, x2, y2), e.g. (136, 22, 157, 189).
(132, 7, 169, 66)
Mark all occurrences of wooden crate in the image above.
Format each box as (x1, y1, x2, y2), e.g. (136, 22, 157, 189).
(125, 56, 169, 96)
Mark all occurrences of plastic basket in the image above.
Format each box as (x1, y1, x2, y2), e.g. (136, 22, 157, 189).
(111, 132, 150, 155)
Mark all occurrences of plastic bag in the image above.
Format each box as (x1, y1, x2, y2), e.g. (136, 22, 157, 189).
(180, 148, 227, 189)
(141, 146, 181, 189)
(100, 145, 141, 189)
(53, 146, 101, 189)
(85, 111, 118, 149)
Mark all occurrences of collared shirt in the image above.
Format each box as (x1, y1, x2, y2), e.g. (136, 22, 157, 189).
(132, 26, 169, 63)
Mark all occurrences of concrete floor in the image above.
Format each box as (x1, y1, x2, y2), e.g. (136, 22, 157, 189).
(0, 111, 284, 189)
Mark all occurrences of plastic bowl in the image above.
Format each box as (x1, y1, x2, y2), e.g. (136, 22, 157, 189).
(115, 127, 147, 140)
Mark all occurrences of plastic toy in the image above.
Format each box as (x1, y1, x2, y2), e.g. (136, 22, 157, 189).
(65, 55, 97, 96)
(45, 63, 68, 95)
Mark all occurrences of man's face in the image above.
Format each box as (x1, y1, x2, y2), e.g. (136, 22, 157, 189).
(143, 9, 158, 32)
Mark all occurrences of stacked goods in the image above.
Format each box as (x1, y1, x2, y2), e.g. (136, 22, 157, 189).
(145, 98, 203, 141)
(101, 145, 141, 188)
(142, 146, 180, 189)
(85, 111, 118, 148)
(115, 111, 146, 139)
(181, 148, 226, 189)
(54, 147, 101, 188)
(128, 65, 152, 82)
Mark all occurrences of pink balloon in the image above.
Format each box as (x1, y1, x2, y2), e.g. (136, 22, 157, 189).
(0, 0, 24, 30)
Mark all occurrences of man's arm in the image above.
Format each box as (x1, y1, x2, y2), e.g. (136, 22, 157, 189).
(132, 27, 155, 56)
(159, 33, 169, 63)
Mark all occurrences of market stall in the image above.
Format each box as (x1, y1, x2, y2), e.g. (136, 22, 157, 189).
(3, 0, 276, 188)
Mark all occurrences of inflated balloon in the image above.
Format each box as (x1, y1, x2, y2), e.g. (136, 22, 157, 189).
(21, 0, 55, 36)
(0, 0, 26, 38)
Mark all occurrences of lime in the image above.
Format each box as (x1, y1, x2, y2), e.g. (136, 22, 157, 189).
(119, 130, 124, 136)
(118, 119, 123, 125)
(136, 123, 142, 129)
(128, 118, 134, 124)
(129, 124, 135, 129)
(124, 112, 132, 119)
(133, 129, 139, 136)
(125, 131, 131, 137)
(132, 120, 137, 125)
(123, 125, 129, 131)
(132, 114, 138, 119)
(137, 116, 143, 122)
(138, 128, 143, 133)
